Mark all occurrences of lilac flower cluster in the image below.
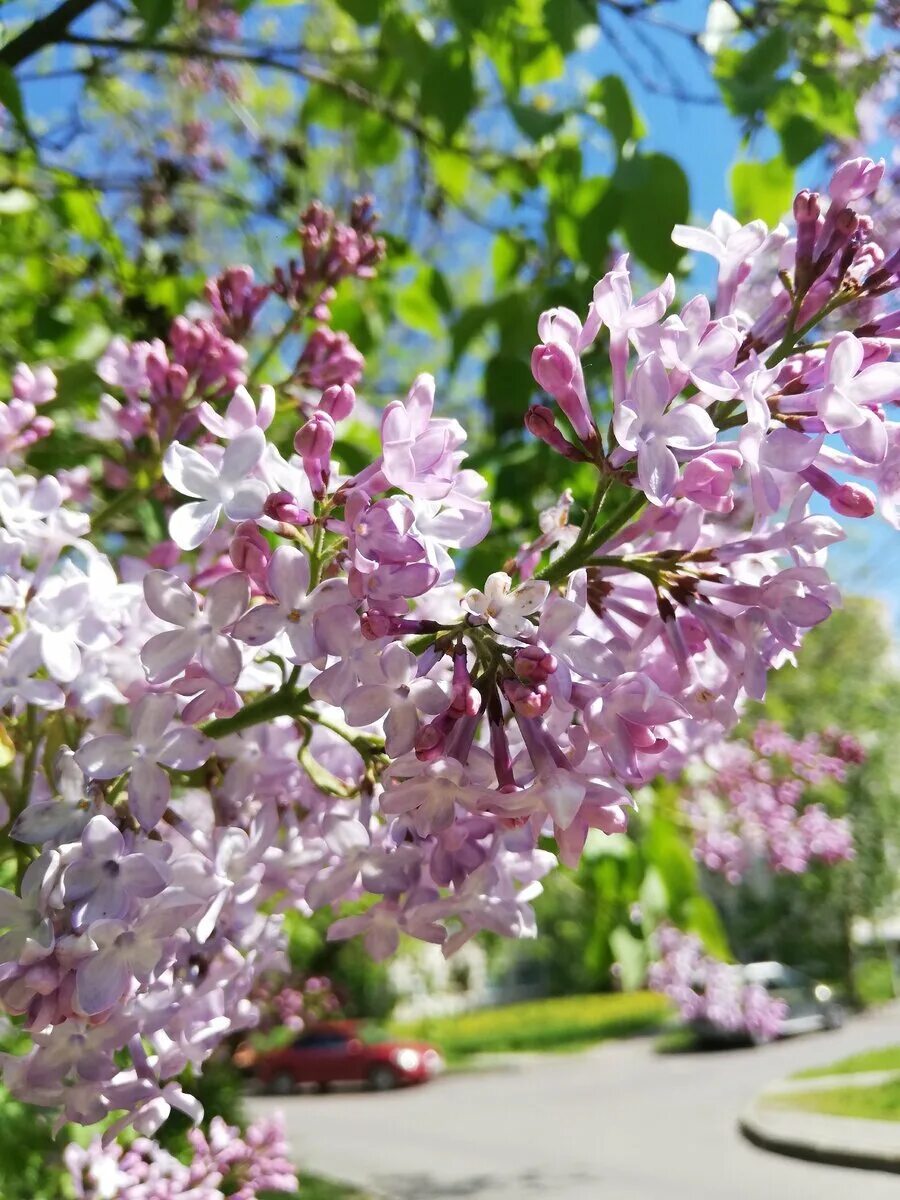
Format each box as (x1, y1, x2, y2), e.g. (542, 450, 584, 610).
(64, 1113, 297, 1199)
(648, 925, 787, 1042)
(682, 722, 859, 882)
(272, 197, 386, 321)
(0, 159, 897, 1130)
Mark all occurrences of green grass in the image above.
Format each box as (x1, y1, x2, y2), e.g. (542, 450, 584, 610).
(793, 1045, 900, 1080)
(390, 991, 671, 1062)
(766, 1079, 900, 1123)
(291, 1174, 373, 1199)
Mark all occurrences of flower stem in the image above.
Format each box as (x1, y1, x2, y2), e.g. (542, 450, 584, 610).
(538, 490, 646, 586)
(203, 684, 311, 739)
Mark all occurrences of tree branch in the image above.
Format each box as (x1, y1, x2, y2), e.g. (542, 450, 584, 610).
(59, 34, 538, 174)
(0, 0, 98, 68)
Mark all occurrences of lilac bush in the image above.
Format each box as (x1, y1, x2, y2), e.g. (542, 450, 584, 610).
(64, 1113, 297, 1199)
(0, 160, 897, 1131)
(648, 925, 788, 1042)
(683, 721, 860, 883)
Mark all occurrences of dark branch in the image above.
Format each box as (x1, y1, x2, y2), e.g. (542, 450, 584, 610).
(0, 0, 98, 68)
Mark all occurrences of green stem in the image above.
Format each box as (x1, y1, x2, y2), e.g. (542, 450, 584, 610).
(91, 486, 142, 532)
(313, 711, 386, 758)
(248, 314, 299, 385)
(538, 491, 646, 586)
(308, 521, 327, 590)
(15, 707, 40, 884)
(203, 685, 311, 739)
(766, 293, 852, 369)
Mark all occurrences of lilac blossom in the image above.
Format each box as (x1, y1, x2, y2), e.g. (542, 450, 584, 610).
(0, 162, 897, 1139)
(163, 427, 269, 549)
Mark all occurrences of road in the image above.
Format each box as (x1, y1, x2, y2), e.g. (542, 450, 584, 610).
(249, 1002, 900, 1199)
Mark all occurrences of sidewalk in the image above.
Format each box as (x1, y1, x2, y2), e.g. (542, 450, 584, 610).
(740, 1070, 900, 1174)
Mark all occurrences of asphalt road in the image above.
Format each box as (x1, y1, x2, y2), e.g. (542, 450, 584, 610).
(249, 1002, 900, 1199)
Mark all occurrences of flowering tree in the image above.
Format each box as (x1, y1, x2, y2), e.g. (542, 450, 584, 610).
(0, 154, 898, 1146)
(683, 721, 860, 884)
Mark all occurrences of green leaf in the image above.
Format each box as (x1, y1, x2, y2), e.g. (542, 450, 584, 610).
(130, 0, 176, 37)
(552, 175, 619, 269)
(544, 0, 597, 53)
(333, 0, 380, 22)
(615, 153, 689, 274)
(431, 148, 472, 204)
(778, 114, 824, 166)
(509, 101, 565, 141)
(420, 42, 476, 139)
(484, 353, 534, 436)
(492, 233, 526, 286)
(395, 267, 445, 337)
(681, 896, 732, 961)
(715, 28, 790, 117)
(610, 925, 647, 991)
(0, 66, 34, 148)
(355, 112, 402, 167)
(592, 75, 644, 153)
(731, 156, 795, 225)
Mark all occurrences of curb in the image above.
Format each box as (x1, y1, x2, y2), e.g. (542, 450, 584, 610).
(739, 1100, 900, 1174)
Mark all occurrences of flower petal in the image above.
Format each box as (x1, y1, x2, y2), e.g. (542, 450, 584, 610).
(143, 571, 196, 627)
(169, 500, 221, 551)
(75, 736, 133, 781)
(129, 760, 170, 830)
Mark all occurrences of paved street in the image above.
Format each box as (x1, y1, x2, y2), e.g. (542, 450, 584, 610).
(249, 1002, 900, 1199)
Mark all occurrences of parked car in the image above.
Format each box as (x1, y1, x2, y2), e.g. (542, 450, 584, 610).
(690, 961, 845, 1045)
(252, 1020, 444, 1093)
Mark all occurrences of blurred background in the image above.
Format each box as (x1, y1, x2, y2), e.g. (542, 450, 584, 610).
(1, 0, 899, 1196)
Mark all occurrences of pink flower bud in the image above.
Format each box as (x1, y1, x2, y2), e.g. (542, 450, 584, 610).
(415, 723, 446, 762)
(503, 679, 551, 718)
(531, 342, 577, 397)
(294, 410, 335, 459)
(319, 383, 356, 422)
(263, 491, 312, 526)
(524, 405, 588, 461)
(361, 610, 394, 640)
(830, 482, 876, 519)
(229, 521, 270, 581)
(514, 645, 557, 684)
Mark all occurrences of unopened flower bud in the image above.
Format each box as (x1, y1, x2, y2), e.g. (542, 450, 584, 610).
(263, 491, 312, 526)
(319, 383, 356, 422)
(514, 645, 557, 684)
(503, 678, 551, 718)
(415, 723, 446, 763)
(531, 342, 577, 396)
(830, 482, 876, 519)
(230, 520, 270, 580)
(294, 410, 335, 459)
(524, 405, 588, 461)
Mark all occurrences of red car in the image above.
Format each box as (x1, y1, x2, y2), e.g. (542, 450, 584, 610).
(253, 1020, 444, 1093)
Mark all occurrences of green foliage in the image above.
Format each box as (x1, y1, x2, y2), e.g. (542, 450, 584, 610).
(283, 908, 397, 1019)
(506, 798, 731, 998)
(0, 1086, 68, 1200)
(731, 156, 795, 225)
(392, 990, 671, 1060)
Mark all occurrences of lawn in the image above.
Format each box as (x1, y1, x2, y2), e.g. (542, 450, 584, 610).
(766, 1079, 900, 1123)
(297, 1174, 373, 1199)
(391, 991, 671, 1061)
(792, 1045, 900, 1080)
